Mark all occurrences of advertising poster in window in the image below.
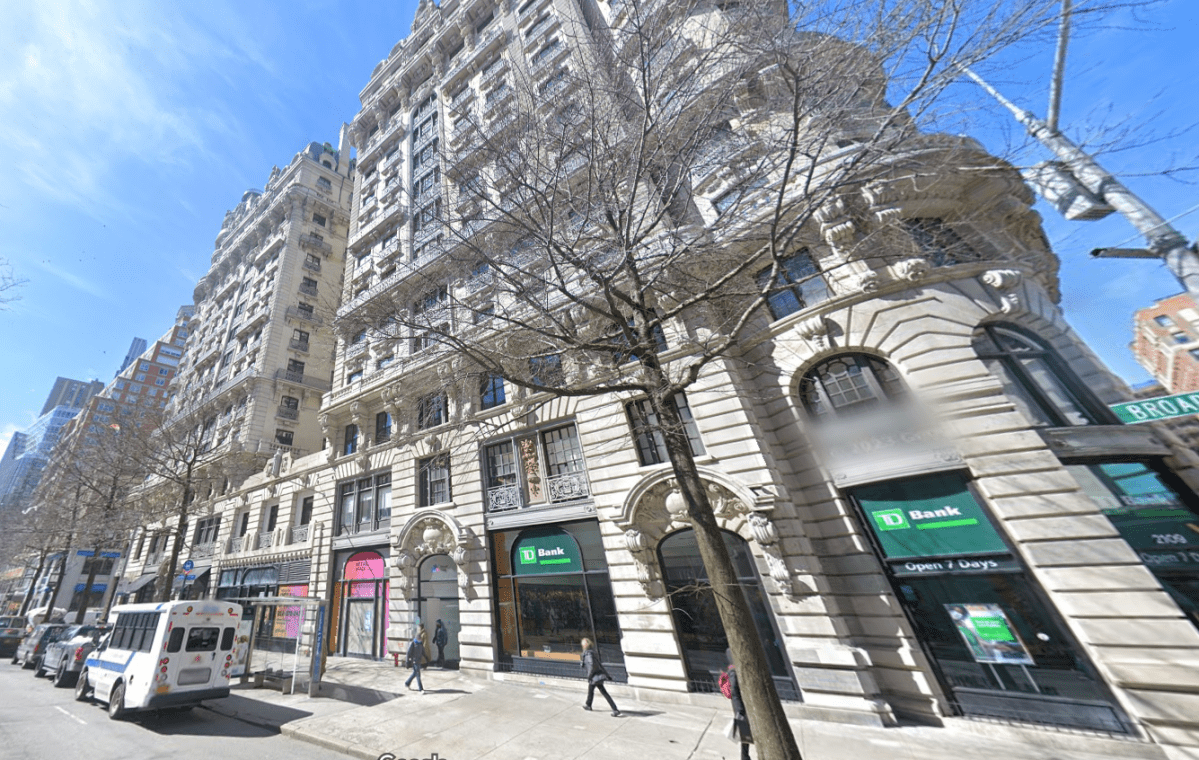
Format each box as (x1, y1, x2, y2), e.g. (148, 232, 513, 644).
(944, 603, 1034, 665)
(229, 618, 254, 677)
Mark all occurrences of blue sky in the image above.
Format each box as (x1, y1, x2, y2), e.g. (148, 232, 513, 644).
(0, 0, 1196, 454)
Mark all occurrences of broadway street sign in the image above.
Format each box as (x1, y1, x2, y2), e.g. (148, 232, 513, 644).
(1111, 391, 1199, 424)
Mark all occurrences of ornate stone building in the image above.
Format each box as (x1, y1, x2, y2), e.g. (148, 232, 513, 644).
(125, 2, 1199, 757)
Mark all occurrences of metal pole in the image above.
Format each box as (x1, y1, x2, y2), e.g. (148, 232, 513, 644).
(963, 68, 1199, 297)
(1046, 0, 1072, 132)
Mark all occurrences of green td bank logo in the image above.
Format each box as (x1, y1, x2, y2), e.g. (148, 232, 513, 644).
(519, 547, 538, 564)
(872, 508, 910, 531)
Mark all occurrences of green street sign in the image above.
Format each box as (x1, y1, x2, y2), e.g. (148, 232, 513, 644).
(512, 529, 582, 575)
(856, 474, 1009, 560)
(1111, 391, 1199, 424)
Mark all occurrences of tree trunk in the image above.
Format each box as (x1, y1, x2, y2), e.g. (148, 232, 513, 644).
(647, 382, 801, 760)
(158, 480, 192, 603)
(73, 546, 103, 625)
(17, 550, 47, 618)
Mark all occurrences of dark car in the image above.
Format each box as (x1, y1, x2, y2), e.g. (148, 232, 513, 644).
(13, 623, 67, 670)
(39, 625, 104, 684)
(0, 616, 24, 658)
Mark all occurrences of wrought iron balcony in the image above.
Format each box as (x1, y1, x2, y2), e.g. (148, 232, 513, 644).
(546, 472, 590, 502)
(289, 338, 310, 352)
(276, 405, 299, 421)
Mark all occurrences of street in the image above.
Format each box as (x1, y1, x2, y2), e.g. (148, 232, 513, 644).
(0, 662, 351, 760)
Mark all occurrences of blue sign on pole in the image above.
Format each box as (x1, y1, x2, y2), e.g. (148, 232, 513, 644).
(182, 560, 194, 572)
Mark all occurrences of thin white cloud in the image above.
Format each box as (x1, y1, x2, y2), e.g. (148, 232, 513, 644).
(0, 0, 257, 220)
(31, 259, 113, 302)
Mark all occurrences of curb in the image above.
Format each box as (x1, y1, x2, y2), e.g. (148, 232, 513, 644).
(200, 700, 281, 734)
(281, 724, 382, 760)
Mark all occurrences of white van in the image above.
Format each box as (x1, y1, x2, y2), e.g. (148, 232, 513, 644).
(76, 600, 243, 719)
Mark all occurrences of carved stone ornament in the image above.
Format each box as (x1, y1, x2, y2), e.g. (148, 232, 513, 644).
(795, 315, 831, 350)
(852, 270, 880, 294)
(862, 180, 903, 223)
(814, 197, 857, 247)
(980, 269, 1025, 315)
(618, 473, 801, 601)
(894, 257, 930, 282)
(393, 511, 475, 600)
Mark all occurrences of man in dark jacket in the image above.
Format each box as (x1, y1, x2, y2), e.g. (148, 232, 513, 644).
(433, 619, 448, 667)
(726, 649, 752, 760)
(580, 637, 621, 716)
(404, 631, 426, 692)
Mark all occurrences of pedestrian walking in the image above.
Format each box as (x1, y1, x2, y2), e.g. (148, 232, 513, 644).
(433, 619, 448, 667)
(720, 649, 753, 760)
(580, 638, 620, 716)
(404, 629, 426, 692)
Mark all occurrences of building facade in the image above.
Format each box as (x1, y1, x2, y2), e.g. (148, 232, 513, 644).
(91, 2, 1199, 757)
(1132, 292, 1199, 393)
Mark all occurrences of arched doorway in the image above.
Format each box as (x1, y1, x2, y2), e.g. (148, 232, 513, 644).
(417, 554, 460, 668)
(658, 529, 798, 699)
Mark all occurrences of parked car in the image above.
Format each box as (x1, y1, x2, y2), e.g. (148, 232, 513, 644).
(0, 616, 24, 658)
(39, 624, 104, 684)
(13, 623, 67, 670)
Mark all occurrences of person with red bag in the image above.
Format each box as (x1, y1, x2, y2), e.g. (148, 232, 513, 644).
(721, 649, 753, 760)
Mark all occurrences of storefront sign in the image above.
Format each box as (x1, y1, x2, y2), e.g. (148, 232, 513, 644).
(1111, 392, 1199, 423)
(344, 551, 385, 580)
(857, 475, 1009, 560)
(945, 603, 1034, 665)
(513, 530, 581, 575)
(890, 556, 1020, 577)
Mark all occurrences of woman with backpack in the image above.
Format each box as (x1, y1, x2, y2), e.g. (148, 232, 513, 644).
(580, 638, 621, 716)
(721, 649, 753, 760)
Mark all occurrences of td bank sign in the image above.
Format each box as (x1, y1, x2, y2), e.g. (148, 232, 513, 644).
(513, 530, 582, 575)
(857, 474, 1010, 560)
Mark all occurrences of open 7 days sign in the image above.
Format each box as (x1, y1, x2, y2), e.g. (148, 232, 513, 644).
(857, 474, 1009, 561)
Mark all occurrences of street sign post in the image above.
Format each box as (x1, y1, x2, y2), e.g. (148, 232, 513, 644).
(1110, 391, 1199, 424)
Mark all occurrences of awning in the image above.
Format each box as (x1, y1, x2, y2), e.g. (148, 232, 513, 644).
(115, 574, 158, 596)
(172, 566, 212, 592)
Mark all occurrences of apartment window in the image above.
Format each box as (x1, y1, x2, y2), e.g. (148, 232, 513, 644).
(297, 302, 315, 317)
(133, 533, 146, 559)
(347, 369, 364, 385)
(351, 329, 366, 344)
(299, 496, 314, 526)
(154, 378, 166, 386)
(337, 472, 391, 534)
(281, 395, 299, 410)
(193, 516, 221, 546)
(419, 455, 452, 506)
(480, 374, 506, 410)
(158, 367, 169, 375)
(414, 285, 448, 314)
(973, 323, 1108, 427)
(756, 250, 829, 320)
(238, 512, 250, 538)
(305, 253, 322, 271)
(1173, 332, 1191, 344)
(377, 355, 394, 370)
(139, 362, 150, 371)
(344, 424, 359, 455)
(313, 213, 327, 227)
(376, 411, 392, 443)
(317, 176, 332, 191)
(1155, 315, 1176, 328)
(418, 392, 447, 430)
(483, 423, 589, 512)
(265, 504, 279, 533)
(275, 428, 294, 446)
(288, 359, 306, 375)
(799, 354, 907, 419)
(301, 277, 318, 292)
(529, 355, 564, 386)
(293, 329, 310, 348)
(626, 393, 705, 465)
(903, 218, 978, 266)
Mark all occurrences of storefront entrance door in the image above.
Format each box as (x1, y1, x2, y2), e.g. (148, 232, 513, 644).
(417, 555, 460, 667)
(345, 600, 376, 657)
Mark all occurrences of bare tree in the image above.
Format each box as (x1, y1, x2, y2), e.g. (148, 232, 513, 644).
(0, 257, 24, 311)
(339, 2, 1090, 756)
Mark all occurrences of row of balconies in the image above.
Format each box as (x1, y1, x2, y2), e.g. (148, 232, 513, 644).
(226, 525, 311, 555)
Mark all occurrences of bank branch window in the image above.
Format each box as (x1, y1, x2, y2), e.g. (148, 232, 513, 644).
(972, 324, 1106, 427)
(1066, 461, 1199, 629)
(490, 521, 625, 679)
(853, 472, 1130, 732)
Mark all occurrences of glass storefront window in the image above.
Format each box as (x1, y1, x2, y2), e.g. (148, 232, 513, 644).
(490, 520, 624, 677)
(658, 529, 797, 699)
(1067, 461, 1199, 628)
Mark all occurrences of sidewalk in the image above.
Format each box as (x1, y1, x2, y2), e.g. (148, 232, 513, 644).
(203, 658, 1168, 760)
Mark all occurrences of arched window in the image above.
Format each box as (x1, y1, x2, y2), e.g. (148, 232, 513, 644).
(658, 529, 798, 700)
(972, 324, 1107, 427)
(799, 353, 906, 418)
